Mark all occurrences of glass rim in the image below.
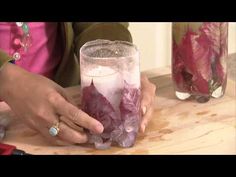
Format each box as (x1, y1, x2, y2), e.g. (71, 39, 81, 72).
(80, 39, 139, 60)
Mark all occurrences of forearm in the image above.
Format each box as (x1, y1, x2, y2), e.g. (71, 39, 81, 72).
(0, 49, 16, 98)
(0, 49, 13, 68)
(0, 63, 12, 100)
(0, 63, 21, 101)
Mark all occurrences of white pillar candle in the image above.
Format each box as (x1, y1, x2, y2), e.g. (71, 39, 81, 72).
(81, 66, 123, 114)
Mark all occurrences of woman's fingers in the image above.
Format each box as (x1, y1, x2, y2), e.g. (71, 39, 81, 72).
(59, 115, 84, 132)
(39, 128, 70, 146)
(48, 92, 104, 134)
(140, 106, 154, 133)
(39, 121, 88, 145)
(57, 121, 88, 144)
(140, 74, 156, 133)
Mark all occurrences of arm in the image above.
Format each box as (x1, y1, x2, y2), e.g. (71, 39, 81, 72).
(0, 49, 13, 69)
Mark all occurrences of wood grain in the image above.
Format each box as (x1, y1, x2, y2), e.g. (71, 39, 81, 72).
(1, 67, 235, 154)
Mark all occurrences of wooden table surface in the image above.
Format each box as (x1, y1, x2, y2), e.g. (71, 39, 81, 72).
(0, 55, 235, 155)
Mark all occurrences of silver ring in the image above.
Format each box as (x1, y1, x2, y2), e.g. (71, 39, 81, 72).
(49, 122, 60, 137)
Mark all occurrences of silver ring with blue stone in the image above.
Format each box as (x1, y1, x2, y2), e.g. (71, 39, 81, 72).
(49, 122, 60, 137)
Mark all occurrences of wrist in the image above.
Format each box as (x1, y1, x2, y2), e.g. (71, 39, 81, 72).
(0, 63, 17, 100)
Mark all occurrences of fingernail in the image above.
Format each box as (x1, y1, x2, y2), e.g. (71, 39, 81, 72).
(96, 123, 104, 133)
(142, 106, 147, 115)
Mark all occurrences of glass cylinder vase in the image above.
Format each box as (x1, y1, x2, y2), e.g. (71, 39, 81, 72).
(172, 22, 228, 103)
(80, 39, 141, 149)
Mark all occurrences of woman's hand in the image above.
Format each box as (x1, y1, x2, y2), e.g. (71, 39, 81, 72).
(140, 74, 156, 133)
(0, 63, 104, 145)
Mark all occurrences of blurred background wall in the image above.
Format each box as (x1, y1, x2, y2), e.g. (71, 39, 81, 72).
(129, 22, 236, 71)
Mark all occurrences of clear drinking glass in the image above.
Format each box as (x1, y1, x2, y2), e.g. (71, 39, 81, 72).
(80, 39, 141, 149)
